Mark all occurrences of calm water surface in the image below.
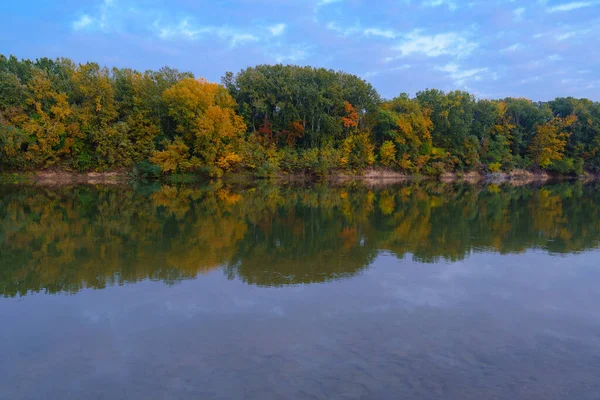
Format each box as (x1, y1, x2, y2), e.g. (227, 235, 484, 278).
(2, 182, 600, 399)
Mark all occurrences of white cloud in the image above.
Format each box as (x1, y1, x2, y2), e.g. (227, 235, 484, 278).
(364, 71, 380, 78)
(548, 54, 563, 61)
(363, 64, 411, 78)
(437, 63, 488, 85)
(158, 19, 258, 46)
(390, 64, 412, 71)
(325, 21, 360, 37)
(268, 23, 286, 36)
(72, 1, 269, 48)
(518, 76, 541, 85)
(500, 43, 524, 52)
(73, 14, 93, 30)
(584, 80, 600, 89)
(547, 1, 595, 12)
(363, 28, 398, 39)
(423, 0, 458, 10)
(158, 19, 197, 40)
(327, 23, 399, 39)
(513, 7, 525, 20)
(269, 46, 311, 63)
(316, 0, 344, 8)
(228, 32, 259, 46)
(393, 30, 477, 58)
(556, 31, 577, 40)
(553, 26, 591, 40)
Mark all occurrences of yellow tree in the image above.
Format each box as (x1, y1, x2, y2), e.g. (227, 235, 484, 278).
(490, 101, 515, 138)
(21, 69, 75, 165)
(379, 141, 396, 167)
(71, 62, 121, 169)
(340, 131, 375, 169)
(72, 63, 117, 130)
(377, 96, 433, 171)
(529, 115, 576, 169)
(162, 77, 246, 168)
(150, 137, 197, 173)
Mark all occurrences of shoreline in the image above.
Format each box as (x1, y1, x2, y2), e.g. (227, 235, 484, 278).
(1, 168, 598, 186)
(0, 171, 128, 185)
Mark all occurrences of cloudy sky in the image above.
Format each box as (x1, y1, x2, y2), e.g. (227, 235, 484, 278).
(1, 0, 598, 100)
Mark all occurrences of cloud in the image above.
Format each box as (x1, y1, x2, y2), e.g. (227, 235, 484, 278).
(158, 20, 259, 46)
(325, 21, 359, 37)
(315, 0, 344, 8)
(73, 14, 93, 30)
(437, 63, 488, 85)
(558, 26, 591, 40)
(547, 1, 596, 12)
(513, 7, 525, 20)
(500, 43, 524, 52)
(157, 19, 197, 40)
(363, 28, 398, 39)
(423, 0, 458, 10)
(72, 0, 118, 32)
(518, 76, 542, 85)
(363, 71, 380, 78)
(363, 64, 411, 78)
(268, 23, 286, 36)
(393, 30, 477, 58)
(71, 1, 271, 48)
(267, 45, 311, 63)
(556, 32, 575, 40)
(327, 22, 399, 39)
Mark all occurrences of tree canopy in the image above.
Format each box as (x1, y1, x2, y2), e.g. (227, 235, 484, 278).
(2, 54, 600, 176)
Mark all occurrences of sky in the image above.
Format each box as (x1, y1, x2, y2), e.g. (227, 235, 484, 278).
(0, 0, 599, 100)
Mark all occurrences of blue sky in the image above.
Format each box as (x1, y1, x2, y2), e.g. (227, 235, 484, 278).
(1, 0, 598, 100)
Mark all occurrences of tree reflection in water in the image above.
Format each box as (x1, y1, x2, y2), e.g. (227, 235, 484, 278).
(1, 181, 599, 297)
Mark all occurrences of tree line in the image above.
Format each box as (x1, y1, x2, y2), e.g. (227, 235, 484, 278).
(1, 55, 599, 177)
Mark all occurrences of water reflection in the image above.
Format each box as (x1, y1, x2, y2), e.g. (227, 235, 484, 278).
(1, 181, 600, 296)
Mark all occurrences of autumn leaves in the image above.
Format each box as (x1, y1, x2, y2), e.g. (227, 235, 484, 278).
(1, 56, 597, 177)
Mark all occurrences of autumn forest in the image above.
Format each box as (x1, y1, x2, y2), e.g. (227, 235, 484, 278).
(1, 54, 600, 178)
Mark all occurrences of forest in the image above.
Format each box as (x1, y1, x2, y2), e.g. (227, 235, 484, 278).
(1, 54, 600, 177)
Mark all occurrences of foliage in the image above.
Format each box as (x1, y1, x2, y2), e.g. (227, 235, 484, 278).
(216, 151, 243, 172)
(487, 162, 502, 173)
(374, 94, 433, 172)
(1, 55, 599, 176)
(223, 64, 380, 148)
(150, 137, 197, 173)
(379, 140, 397, 168)
(340, 132, 375, 170)
(529, 116, 576, 168)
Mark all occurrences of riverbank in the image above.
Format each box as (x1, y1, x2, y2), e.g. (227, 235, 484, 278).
(1, 168, 597, 185)
(0, 171, 128, 185)
(274, 168, 598, 186)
